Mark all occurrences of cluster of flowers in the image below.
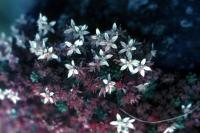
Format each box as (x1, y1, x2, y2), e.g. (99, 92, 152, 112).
(26, 13, 155, 132)
(1, 13, 198, 133)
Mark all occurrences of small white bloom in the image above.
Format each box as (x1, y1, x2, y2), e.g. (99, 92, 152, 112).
(37, 13, 56, 35)
(5, 90, 20, 104)
(120, 58, 140, 74)
(64, 19, 89, 40)
(135, 82, 150, 92)
(38, 47, 59, 60)
(103, 74, 116, 94)
(100, 33, 118, 51)
(65, 60, 79, 78)
(110, 113, 135, 133)
(29, 34, 47, 56)
(119, 39, 137, 59)
(182, 103, 192, 118)
(163, 123, 178, 133)
(40, 87, 54, 104)
(94, 49, 113, 66)
(132, 59, 152, 77)
(65, 40, 83, 56)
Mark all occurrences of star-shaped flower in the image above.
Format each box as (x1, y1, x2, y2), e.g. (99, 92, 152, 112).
(103, 74, 116, 94)
(29, 34, 47, 56)
(65, 60, 79, 78)
(100, 33, 118, 51)
(65, 40, 83, 56)
(94, 49, 113, 66)
(38, 47, 59, 61)
(120, 58, 140, 74)
(5, 90, 21, 104)
(119, 39, 137, 59)
(40, 87, 54, 104)
(37, 13, 56, 35)
(131, 59, 151, 77)
(110, 113, 135, 133)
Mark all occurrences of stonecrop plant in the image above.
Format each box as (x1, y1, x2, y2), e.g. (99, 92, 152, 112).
(0, 13, 199, 133)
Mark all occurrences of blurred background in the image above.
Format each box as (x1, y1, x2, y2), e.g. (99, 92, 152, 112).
(0, 0, 34, 34)
(0, 0, 200, 71)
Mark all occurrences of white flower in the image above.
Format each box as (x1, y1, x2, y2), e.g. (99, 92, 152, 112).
(29, 34, 47, 56)
(163, 123, 178, 133)
(103, 74, 116, 94)
(38, 47, 59, 60)
(120, 58, 140, 73)
(65, 60, 79, 78)
(37, 13, 56, 35)
(100, 33, 118, 51)
(132, 59, 151, 77)
(94, 49, 113, 66)
(110, 113, 135, 133)
(112, 23, 118, 31)
(5, 90, 20, 104)
(119, 39, 137, 59)
(65, 40, 83, 56)
(0, 89, 5, 100)
(135, 82, 150, 92)
(182, 103, 192, 118)
(40, 87, 54, 104)
(64, 19, 89, 40)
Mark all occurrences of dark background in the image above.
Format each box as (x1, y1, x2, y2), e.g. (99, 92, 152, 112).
(1, 0, 200, 72)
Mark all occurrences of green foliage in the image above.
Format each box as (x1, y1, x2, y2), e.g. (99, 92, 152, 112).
(94, 107, 108, 121)
(170, 97, 181, 108)
(55, 101, 68, 113)
(186, 73, 198, 85)
(146, 125, 157, 133)
(142, 81, 157, 100)
(30, 71, 40, 83)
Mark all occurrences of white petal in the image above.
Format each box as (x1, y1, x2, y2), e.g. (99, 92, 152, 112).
(48, 47, 53, 52)
(104, 33, 109, 41)
(111, 44, 118, 49)
(140, 70, 145, 77)
(141, 59, 146, 65)
(71, 60, 75, 66)
(65, 41, 72, 47)
(51, 54, 58, 59)
(128, 65, 134, 73)
(120, 59, 127, 64)
(38, 54, 46, 60)
(65, 64, 72, 69)
(75, 48, 81, 54)
(143, 66, 151, 71)
(116, 113, 121, 120)
(75, 40, 83, 46)
(119, 49, 126, 54)
(132, 60, 140, 66)
(67, 49, 74, 56)
(96, 28, 100, 35)
(131, 68, 139, 74)
(99, 49, 104, 56)
(103, 79, 108, 85)
(74, 69, 79, 75)
(110, 121, 118, 126)
(105, 54, 113, 59)
(120, 65, 127, 71)
(68, 70, 74, 78)
(127, 123, 135, 129)
(111, 36, 118, 42)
